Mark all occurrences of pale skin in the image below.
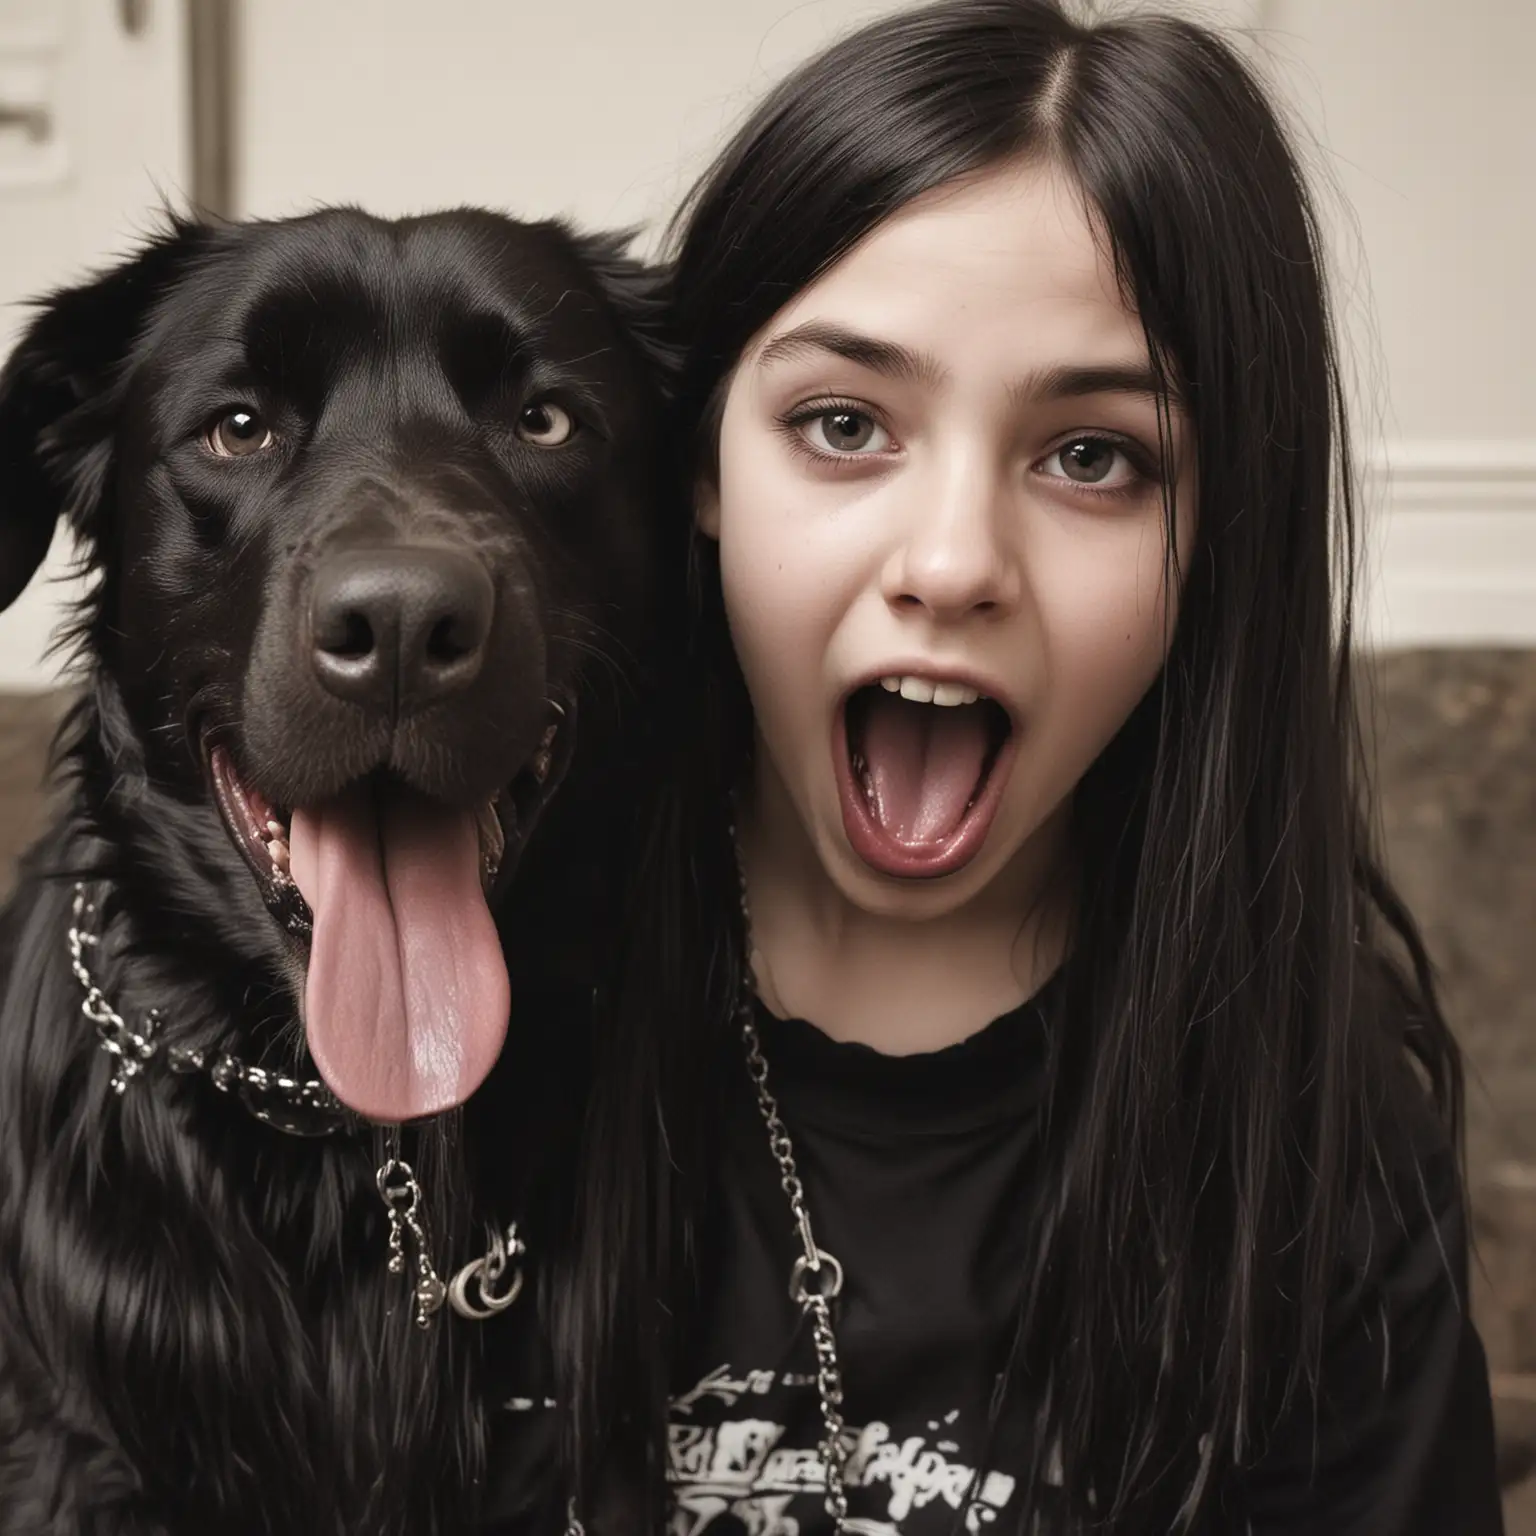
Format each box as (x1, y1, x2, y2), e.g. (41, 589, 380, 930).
(697, 156, 1197, 1054)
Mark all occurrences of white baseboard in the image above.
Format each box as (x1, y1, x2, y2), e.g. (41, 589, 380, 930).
(1360, 441, 1536, 649)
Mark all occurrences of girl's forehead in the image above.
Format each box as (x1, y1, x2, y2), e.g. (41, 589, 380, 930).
(745, 158, 1144, 374)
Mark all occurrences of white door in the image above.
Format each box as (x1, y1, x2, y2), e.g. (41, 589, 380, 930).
(0, 0, 188, 690)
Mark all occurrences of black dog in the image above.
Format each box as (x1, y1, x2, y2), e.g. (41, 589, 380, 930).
(0, 210, 669, 1533)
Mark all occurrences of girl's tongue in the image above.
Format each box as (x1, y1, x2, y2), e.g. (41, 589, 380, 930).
(856, 689, 994, 844)
(289, 780, 509, 1123)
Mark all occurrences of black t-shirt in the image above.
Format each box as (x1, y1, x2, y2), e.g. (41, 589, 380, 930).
(483, 984, 1504, 1534)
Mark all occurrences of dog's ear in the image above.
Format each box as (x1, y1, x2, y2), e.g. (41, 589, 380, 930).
(0, 221, 208, 612)
(563, 229, 678, 392)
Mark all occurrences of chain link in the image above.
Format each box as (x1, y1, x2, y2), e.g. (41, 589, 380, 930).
(734, 840, 851, 1533)
(377, 1146, 448, 1328)
(446, 1219, 526, 1320)
(69, 884, 349, 1131)
(69, 886, 161, 1093)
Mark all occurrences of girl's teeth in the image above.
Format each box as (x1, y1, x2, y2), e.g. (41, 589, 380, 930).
(877, 675, 985, 707)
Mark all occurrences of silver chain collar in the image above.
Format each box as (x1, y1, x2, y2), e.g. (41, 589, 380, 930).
(69, 883, 354, 1135)
(733, 847, 853, 1533)
(67, 881, 527, 1331)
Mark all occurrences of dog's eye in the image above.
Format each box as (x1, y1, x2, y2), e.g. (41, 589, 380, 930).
(207, 409, 275, 459)
(515, 401, 575, 448)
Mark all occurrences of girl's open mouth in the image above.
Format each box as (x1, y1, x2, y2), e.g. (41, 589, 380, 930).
(834, 677, 1015, 879)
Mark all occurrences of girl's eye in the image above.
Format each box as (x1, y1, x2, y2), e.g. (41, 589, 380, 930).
(1037, 435, 1145, 491)
(206, 408, 274, 458)
(516, 400, 575, 447)
(796, 408, 890, 456)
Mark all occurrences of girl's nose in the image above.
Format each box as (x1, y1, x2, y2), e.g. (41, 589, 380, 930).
(882, 453, 1022, 623)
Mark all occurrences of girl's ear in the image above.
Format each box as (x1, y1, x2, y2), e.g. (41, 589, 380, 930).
(694, 480, 721, 541)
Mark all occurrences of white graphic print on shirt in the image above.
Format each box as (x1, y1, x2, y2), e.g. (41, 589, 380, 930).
(667, 1363, 1026, 1536)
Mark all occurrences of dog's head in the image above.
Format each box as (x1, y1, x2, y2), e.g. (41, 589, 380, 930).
(0, 208, 669, 1123)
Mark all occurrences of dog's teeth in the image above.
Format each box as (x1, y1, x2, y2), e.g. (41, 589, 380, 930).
(476, 801, 505, 871)
(265, 819, 286, 839)
(269, 840, 290, 874)
(530, 723, 558, 785)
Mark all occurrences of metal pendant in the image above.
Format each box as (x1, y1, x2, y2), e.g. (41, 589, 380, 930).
(447, 1223, 526, 1320)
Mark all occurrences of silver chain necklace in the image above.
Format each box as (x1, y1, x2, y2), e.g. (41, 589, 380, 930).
(557, 930, 851, 1536)
(733, 851, 853, 1533)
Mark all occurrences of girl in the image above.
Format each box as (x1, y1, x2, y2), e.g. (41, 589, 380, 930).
(512, 2, 1504, 1532)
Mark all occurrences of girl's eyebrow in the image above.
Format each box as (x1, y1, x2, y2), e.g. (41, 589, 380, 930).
(755, 321, 944, 387)
(755, 319, 1172, 406)
(1008, 363, 1173, 408)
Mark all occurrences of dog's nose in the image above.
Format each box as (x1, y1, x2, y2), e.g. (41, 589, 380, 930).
(308, 547, 495, 714)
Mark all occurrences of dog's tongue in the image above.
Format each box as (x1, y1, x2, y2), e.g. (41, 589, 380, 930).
(288, 781, 508, 1123)
(861, 691, 991, 844)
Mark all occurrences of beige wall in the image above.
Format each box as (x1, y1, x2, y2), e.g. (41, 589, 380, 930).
(237, 0, 1257, 245)
(1260, 0, 1532, 445)
(238, 0, 899, 238)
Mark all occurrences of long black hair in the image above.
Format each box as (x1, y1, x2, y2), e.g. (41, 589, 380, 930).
(554, 2, 1464, 1528)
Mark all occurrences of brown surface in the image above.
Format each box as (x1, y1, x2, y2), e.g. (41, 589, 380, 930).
(0, 689, 68, 896)
(1371, 652, 1536, 1180)
(0, 656, 1533, 1523)
(1510, 1476, 1536, 1535)
(1370, 651, 1536, 1528)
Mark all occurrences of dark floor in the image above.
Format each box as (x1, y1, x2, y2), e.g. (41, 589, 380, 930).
(2, 655, 1534, 1525)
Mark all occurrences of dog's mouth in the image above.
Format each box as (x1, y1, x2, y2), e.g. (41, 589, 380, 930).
(208, 756, 512, 916)
(203, 708, 572, 1125)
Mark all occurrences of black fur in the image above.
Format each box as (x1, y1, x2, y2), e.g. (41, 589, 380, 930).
(0, 209, 670, 1534)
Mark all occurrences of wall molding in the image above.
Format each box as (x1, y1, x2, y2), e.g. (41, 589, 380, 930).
(1361, 441, 1536, 649)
